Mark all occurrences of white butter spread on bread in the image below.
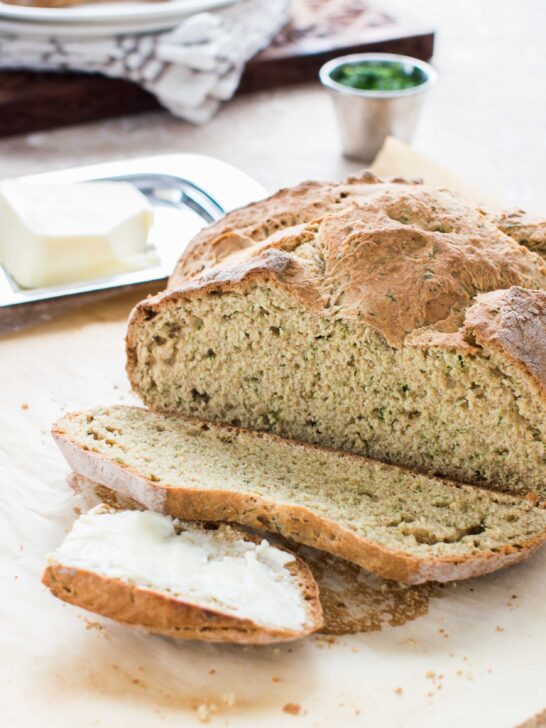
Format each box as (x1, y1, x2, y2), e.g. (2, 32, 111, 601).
(48, 505, 307, 631)
(0, 181, 156, 288)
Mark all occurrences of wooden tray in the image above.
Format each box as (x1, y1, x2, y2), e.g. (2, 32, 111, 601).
(0, 0, 434, 137)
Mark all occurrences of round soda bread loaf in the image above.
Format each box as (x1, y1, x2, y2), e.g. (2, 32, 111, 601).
(127, 174, 546, 498)
(43, 504, 323, 644)
(52, 406, 546, 585)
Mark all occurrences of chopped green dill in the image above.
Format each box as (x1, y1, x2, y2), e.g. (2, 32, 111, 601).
(331, 61, 427, 92)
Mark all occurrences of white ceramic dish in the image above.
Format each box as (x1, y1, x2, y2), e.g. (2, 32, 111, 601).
(0, 153, 265, 311)
(0, 13, 203, 34)
(0, 0, 238, 24)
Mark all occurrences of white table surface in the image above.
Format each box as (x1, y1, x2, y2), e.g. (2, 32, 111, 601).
(1, 1, 545, 727)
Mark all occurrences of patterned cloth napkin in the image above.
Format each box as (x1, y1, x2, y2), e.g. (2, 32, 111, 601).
(0, 0, 289, 122)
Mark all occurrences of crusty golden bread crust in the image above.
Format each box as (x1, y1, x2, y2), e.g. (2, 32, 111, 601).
(42, 519, 323, 644)
(52, 413, 546, 585)
(493, 209, 546, 257)
(169, 172, 546, 287)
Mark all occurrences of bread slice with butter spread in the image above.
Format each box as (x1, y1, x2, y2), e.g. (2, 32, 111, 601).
(42, 504, 322, 644)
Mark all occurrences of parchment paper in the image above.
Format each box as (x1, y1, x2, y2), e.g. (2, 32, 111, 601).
(1, 160, 545, 727)
(370, 136, 502, 207)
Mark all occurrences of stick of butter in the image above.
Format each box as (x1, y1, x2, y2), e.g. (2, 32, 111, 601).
(0, 181, 157, 289)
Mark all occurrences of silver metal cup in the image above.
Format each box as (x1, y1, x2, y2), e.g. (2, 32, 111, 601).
(319, 53, 437, 163)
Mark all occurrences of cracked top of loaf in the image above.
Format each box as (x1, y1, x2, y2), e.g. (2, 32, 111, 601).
(169, 172, 546, 286)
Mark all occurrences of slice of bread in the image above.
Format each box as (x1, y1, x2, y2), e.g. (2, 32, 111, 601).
(42, 504, 322, 644)
(52, 406, 546, 585)
(128, 176, 546, 499)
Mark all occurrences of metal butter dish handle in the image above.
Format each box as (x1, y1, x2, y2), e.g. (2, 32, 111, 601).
(99, 173, 225, 224)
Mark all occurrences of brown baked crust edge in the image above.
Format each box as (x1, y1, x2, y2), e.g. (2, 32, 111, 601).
(52, 412, 546, 585)
(464, 287, 546, 392)
(42, 524, 323, 644)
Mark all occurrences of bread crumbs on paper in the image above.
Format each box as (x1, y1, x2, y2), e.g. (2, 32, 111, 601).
(84, 619, 106, 633)
(394, 687, 403, 695)
(313, 635, 336, 649)
(496, 625, 505, 632)
(196, 703, 218, 723)
(283, 703, 302, 716)
(196, 705, 209, 724)
(21, 403, 29, 410)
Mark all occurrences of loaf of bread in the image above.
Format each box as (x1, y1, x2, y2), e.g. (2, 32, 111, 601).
(127, 174, 546, 498)
(43, 503, 322, 644)
(52, 406, 546, 584)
